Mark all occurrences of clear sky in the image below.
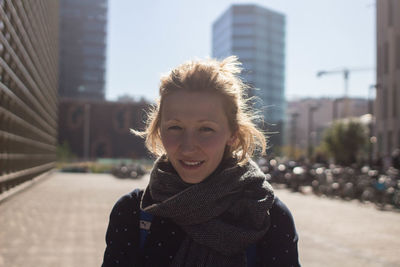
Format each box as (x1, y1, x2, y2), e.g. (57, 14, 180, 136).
(105, 0, 376, 102)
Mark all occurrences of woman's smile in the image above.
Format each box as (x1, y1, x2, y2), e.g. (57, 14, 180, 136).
(180, 160, 204, 167)
(179, 160, 205, 173)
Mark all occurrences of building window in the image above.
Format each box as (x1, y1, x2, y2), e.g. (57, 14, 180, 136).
(383, 87, 388, 119)
(388, 131, 393, 154)
(398, 130, 400, 148)
(396, 35, 400, 70)
(384, 42, 389, 74)
(113, 107, 130, 134)
(378, 132, 383, 154)
(388, 0, 394, 27)
(91, 137, 111, 158)
(377, 45, 381, 75)
(393, 85, 397, 118)
(67, 105, 84, 129)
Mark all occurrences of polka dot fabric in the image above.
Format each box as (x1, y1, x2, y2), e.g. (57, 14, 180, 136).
(101, 190, 301, 267)
(257, 197, 300, 266)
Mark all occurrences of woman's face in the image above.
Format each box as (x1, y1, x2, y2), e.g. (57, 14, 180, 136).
(160, 90, 235, 184)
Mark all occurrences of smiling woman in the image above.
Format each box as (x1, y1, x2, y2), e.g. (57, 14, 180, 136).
(102, 57, 301, 267)
(160, 91, 235, 184)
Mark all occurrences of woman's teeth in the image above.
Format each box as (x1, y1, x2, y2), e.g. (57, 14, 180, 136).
(182, 161, 202, 166)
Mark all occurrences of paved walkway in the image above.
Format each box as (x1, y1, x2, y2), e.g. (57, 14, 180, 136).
(0, 172, 400, 267)
(283, 188, 400, 267)
(0, 172, 148, 267)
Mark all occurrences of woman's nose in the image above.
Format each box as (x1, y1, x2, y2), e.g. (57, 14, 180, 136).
(179, 132, 197, 154)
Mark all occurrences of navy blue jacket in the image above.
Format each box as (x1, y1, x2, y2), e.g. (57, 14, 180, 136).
(102, 189, 301, 267)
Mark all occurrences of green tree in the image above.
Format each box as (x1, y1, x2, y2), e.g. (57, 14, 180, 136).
(321, 119, 368, 165)
(56, 141, 75, 162)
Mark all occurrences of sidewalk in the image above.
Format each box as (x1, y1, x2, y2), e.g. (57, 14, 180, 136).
(0, 172, 149, 267)
(1, 172, 400, 267)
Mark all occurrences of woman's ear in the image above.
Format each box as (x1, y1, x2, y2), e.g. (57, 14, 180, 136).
(226, 132, 237, 146)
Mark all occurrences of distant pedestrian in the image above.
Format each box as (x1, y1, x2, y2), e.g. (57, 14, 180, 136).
(101, 56, 300, 266)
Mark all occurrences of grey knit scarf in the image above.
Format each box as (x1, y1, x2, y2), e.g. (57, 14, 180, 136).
(141, 156, 274, 267)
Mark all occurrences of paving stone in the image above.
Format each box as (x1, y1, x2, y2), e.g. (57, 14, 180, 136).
(0, 172, 149, 267)
(1, 173, 400, 267)
(277, 189, 400, 267)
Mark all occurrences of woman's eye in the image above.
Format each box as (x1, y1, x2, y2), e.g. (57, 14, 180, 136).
(200, 127, 214, 132)
(168, 126, 182, 131)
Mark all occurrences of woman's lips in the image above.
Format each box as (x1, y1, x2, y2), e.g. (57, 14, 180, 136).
(179, 160, 204, 169)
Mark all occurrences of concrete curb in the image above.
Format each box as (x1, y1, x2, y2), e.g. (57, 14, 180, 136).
(0, 169, 55, 204)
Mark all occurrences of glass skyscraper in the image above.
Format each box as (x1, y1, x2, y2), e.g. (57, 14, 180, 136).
(213, 4, 286, 147)
(59, 0, 107, 100)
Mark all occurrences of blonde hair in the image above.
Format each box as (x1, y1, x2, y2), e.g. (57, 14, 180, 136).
(132, 56, 267, 164)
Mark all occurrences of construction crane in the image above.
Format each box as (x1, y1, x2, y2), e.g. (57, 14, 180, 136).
(316, 67, 373, 97)
(316, 67, 374, 117)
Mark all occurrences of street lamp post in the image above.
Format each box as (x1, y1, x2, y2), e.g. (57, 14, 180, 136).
(368, 84, 380, 166)
(332, 97, 344, 121)
(307, 105, 318, 161)
(83, 103, 91, 160)
(290, 112, 299, 159)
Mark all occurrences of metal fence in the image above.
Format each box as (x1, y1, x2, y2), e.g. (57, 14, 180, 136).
(0, 0, 59, 193)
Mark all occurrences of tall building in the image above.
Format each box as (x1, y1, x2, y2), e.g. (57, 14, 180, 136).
(0, 1, 59, 193)
(59, 0, 107, 100)
(376, 0, 400, 159)
(212, 4, 286, 148)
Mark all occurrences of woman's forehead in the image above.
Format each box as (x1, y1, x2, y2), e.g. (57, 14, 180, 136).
(160, 91, 228, 122)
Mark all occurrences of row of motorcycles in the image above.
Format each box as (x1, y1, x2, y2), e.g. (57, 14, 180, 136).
(111, 163, 147, 179)
(257, 158, 400, 209)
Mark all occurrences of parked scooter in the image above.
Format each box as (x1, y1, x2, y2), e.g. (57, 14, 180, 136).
(111, 163, 146, 179)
